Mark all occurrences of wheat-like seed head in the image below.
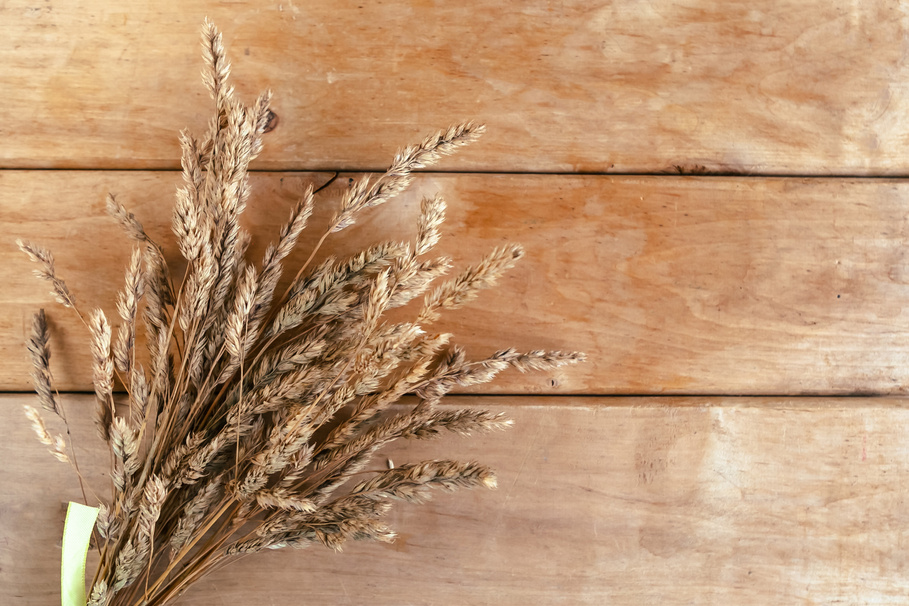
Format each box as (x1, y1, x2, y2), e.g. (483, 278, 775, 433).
(25, 309, 59, 415)
(17, 239, 77, 308)
(89, 309, 114, 441)
(23, 405, 69, 464)
(418, 243, 525, 323)
(416, 194, 446, 256)
(106, 194, 151, 244)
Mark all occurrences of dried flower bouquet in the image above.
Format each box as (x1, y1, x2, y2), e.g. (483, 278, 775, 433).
(19, 20, 583, 606)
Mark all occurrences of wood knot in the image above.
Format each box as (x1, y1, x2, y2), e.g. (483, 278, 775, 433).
(263, 110, 279, 133)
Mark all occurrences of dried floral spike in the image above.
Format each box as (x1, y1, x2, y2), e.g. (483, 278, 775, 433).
(201, 17, 232, 109)
(251, 185, 315, 329)
(504, 349, 588, 372)
(86, 580, 109, 606)
(416, 194, 446, 256)
(129, 363, 150, 429)
(23, 405, 69, 464)
(16, 239, 77, 308)
(89, 309, 114, 442)
(114, 247, 144, 374)
(26, 309, 59, 415)
(106, 194, 151, 243)
(170, 476, 223, 555)
(173, 186, 205, 261)
(418, 243, 525, 323)
(96, 502, 120, 540)
(405, 409, 514, 439)
(330, 122, 484, 233)
(350, 460, 497, 503)
(395, 122, 486, 170)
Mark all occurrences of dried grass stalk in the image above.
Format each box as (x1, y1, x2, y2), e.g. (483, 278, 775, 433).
(19, 20, 584, 606)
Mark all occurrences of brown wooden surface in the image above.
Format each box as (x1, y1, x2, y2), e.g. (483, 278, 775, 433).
(5, 171, 909, 395)
(3, 394, 909, 605)
(3, 1, 909, 173)
(4, 2, 909, 604)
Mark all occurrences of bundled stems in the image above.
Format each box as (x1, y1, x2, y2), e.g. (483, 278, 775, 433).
(19, 20, 585, 606)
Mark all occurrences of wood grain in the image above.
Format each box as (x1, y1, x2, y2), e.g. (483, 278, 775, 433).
(3, 394, 909, 605)
(5, 171, 909, 395)
(3, 1, 909, 173)
(5, 3, 907, 605)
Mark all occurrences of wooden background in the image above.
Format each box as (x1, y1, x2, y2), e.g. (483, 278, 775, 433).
(3, 1, 909, 603)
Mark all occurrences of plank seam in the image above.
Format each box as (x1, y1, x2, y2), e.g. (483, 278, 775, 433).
(2, 168, 909, 179)
(2, 391, 907, 398)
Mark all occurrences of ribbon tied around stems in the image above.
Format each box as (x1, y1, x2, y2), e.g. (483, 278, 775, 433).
(61, 502, 99, 606)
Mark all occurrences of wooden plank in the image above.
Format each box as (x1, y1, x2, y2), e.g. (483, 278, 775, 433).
(3, 1, 909, 173)
(3, 394, 909, 604)
(5, 171, 909, 395)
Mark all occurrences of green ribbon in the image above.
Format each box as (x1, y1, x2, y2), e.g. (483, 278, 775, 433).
(61, 502, 99, 606)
